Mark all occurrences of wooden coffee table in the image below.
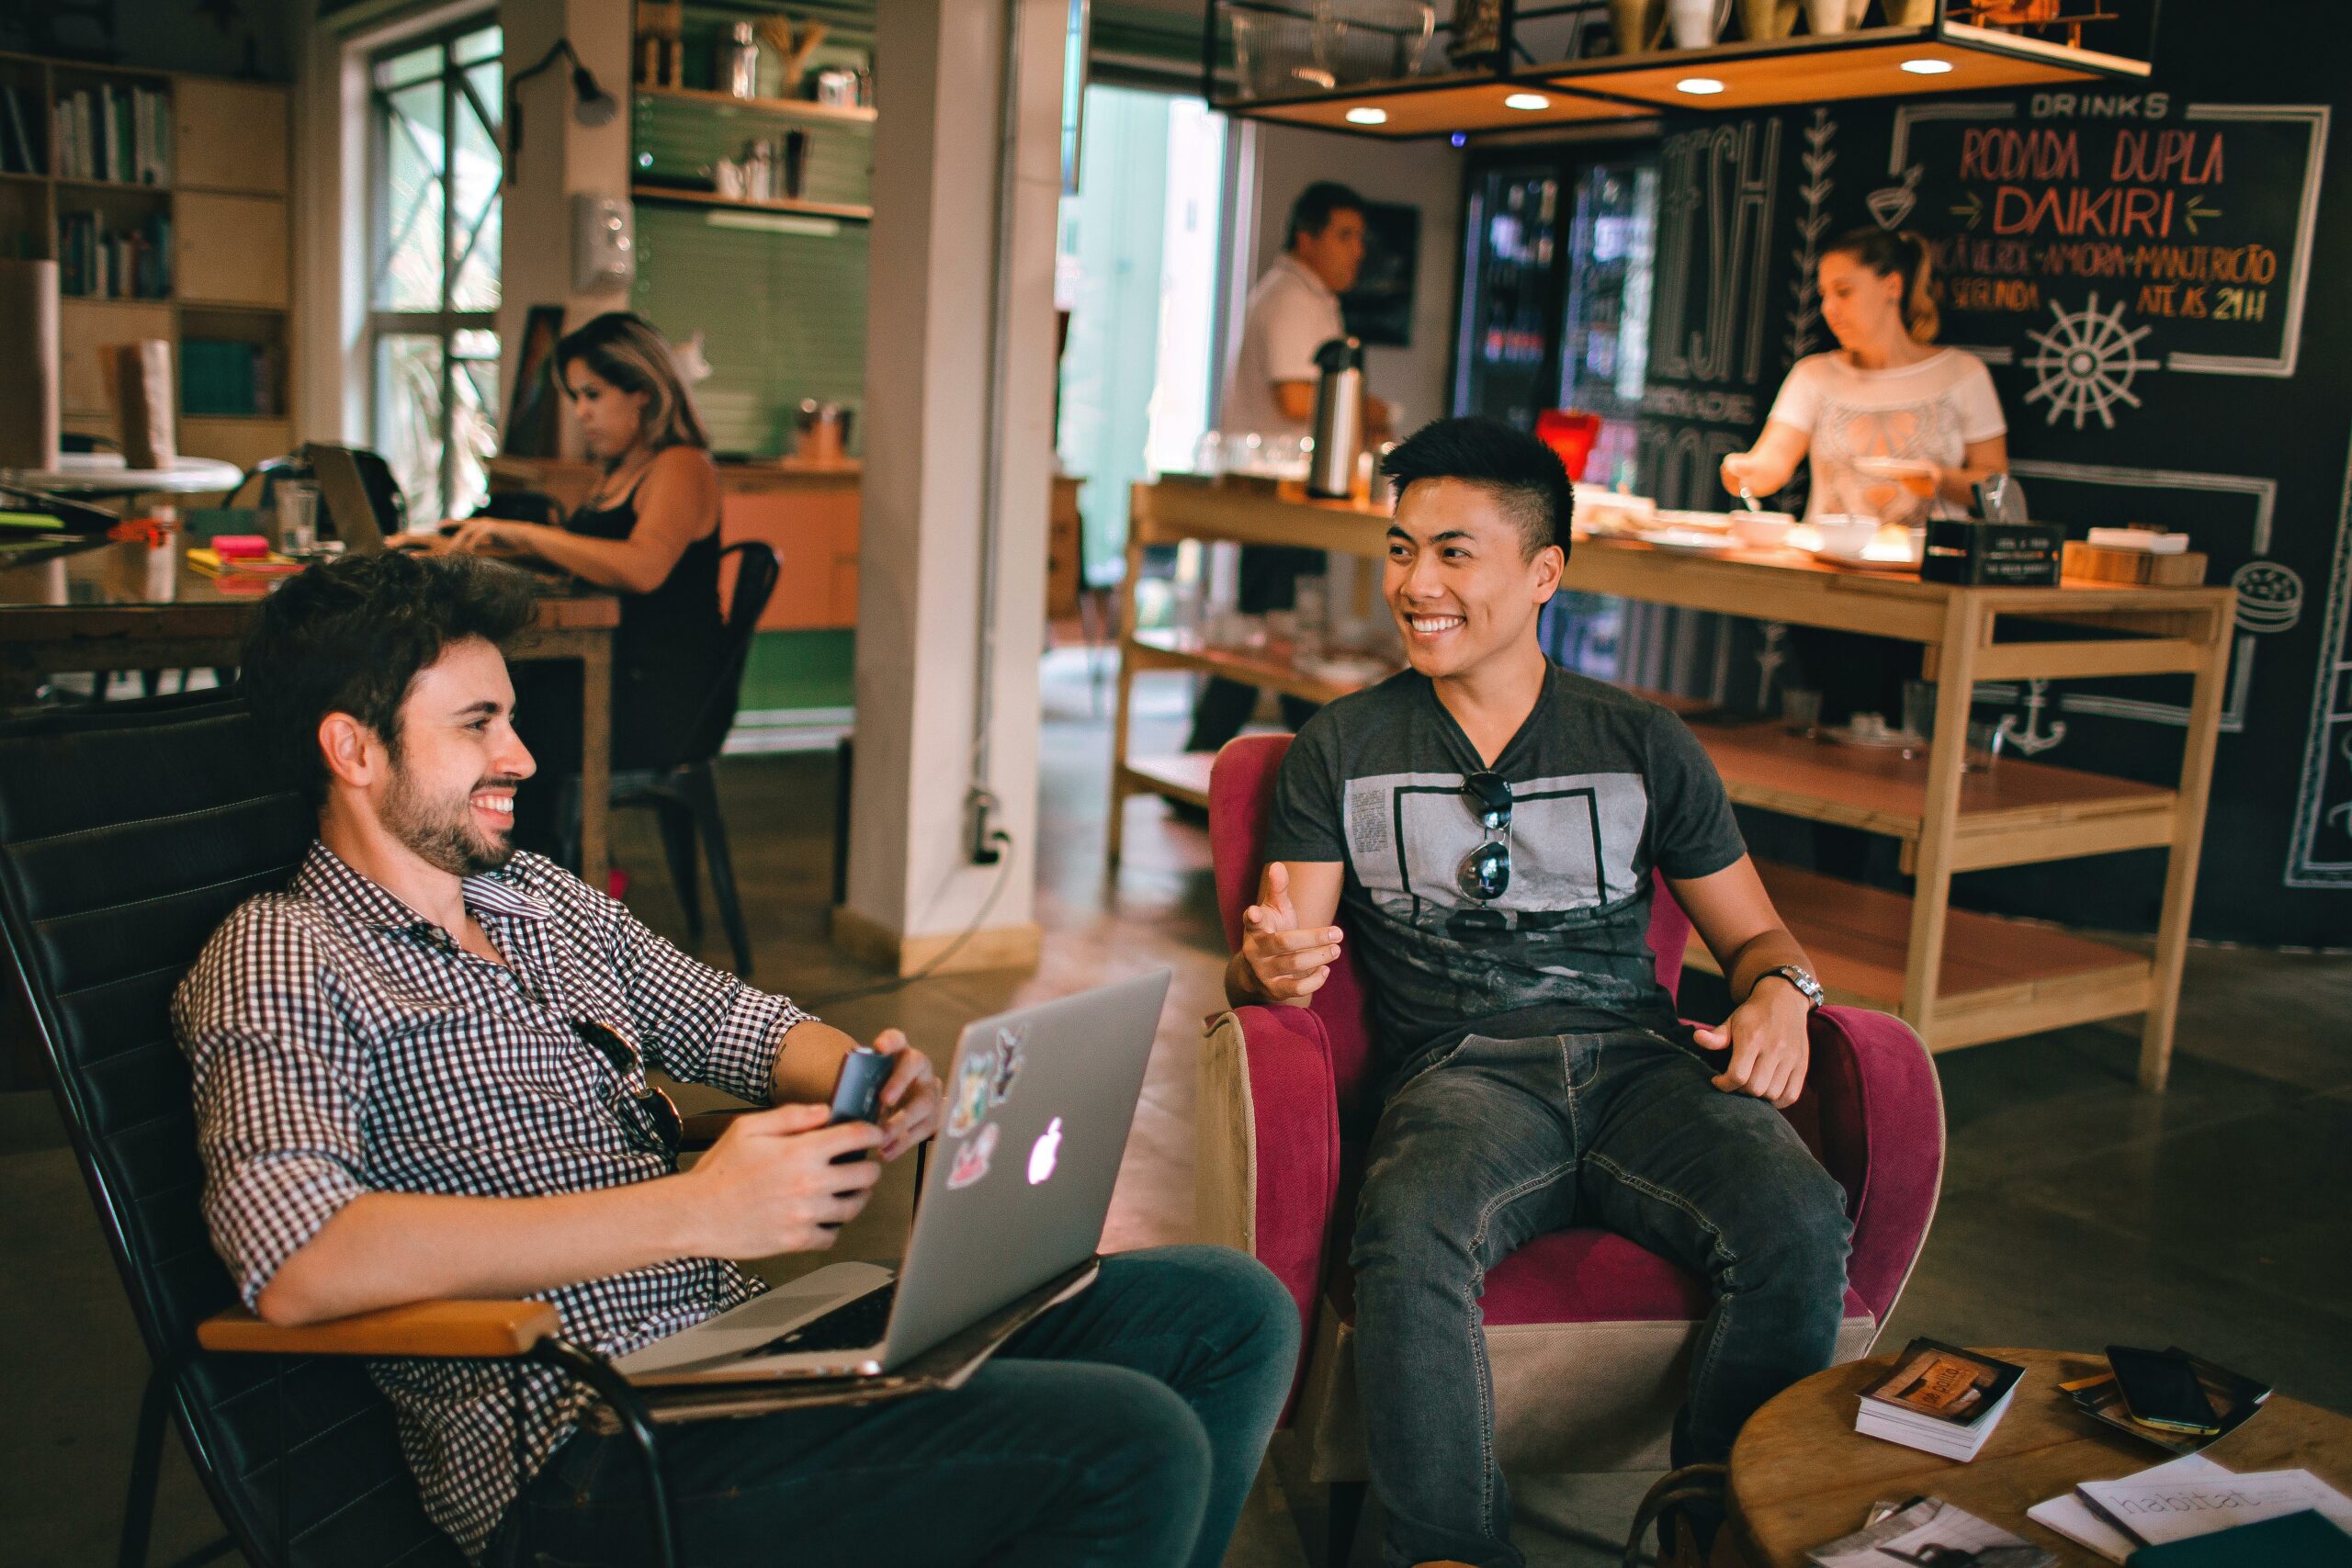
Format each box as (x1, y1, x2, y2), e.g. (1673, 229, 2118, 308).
(1727, 1348, 2352, 1567)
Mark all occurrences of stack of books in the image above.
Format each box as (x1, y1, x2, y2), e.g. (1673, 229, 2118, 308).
(2061, 1347, 2270, 1456)
(1853, 1339, 2025, 1461)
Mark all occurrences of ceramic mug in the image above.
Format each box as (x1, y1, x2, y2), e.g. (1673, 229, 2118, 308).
(1668, 0, 1734, 46)
(1737, 0, 1801, 37)
(1802, 0, 1854, 32)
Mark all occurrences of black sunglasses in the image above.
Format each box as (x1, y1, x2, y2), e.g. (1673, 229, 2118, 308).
(1456, 770, 1512, 905)
(573, 1020, 684, 1164)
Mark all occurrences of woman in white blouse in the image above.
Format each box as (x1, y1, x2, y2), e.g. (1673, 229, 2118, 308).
(1722, 229, 2008, 528)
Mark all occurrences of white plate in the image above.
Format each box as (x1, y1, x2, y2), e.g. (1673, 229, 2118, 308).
(1811, 547, 1920, 573)
(1641, 527, 1739, 555)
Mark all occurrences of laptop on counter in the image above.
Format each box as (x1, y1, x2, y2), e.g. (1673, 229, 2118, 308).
(615, 968, 1172, 1392)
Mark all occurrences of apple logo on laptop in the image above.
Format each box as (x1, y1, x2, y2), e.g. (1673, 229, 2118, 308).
(1027, 1118, 1063, 1185)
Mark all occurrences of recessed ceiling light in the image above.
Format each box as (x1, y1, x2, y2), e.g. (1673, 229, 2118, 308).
(1504, 93, 1551, 110)
(1900, 57, 1955, 73)
(1676, 76, 1726, 95)
(1345, 107, 1389, 125)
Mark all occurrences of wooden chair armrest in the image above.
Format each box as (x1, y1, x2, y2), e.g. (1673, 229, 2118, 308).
(198, 1299, 561, 1359)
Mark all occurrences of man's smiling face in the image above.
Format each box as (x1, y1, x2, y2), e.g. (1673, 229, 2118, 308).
(373, 637, 536, 876)
(1383, 478, 1563, 682)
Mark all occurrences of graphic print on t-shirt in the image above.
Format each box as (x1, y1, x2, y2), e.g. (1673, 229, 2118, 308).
(1815, 398, 1962, 525)
(1341, 769, 1650, 930)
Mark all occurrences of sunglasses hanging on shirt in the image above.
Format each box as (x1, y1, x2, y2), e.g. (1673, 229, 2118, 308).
(572, 1020, 684, 1164)
(1447, 770, 1514, 941)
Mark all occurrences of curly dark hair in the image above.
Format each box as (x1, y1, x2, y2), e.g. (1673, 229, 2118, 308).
(1382, 416, 1575, 559)
(242, 552, 537, 806)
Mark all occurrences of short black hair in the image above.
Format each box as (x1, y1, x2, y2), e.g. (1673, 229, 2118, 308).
(242, 552, 537, 806)
(1286, 181, 1367, 249)
(1382, 416, 1574, 558)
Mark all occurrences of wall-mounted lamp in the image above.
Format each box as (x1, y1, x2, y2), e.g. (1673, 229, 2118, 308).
(505, 38, 619, 186)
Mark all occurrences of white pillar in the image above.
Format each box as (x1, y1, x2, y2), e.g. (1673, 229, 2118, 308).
(496, 0, 632, 454)
(836, 0, 1064, 974)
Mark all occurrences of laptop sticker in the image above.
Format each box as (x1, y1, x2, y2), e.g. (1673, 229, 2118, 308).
(946, 1121, 999, 1190)
(989, 1024, 1027, 1104)
(947, 1049, 994, 1138)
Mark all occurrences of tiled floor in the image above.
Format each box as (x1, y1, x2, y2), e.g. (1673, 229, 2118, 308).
(2, 651, 2346, 1565)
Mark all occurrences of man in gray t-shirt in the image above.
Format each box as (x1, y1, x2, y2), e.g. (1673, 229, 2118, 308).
(1268, 662, 1747, 1079)
(1227, 418, 1852, 1568)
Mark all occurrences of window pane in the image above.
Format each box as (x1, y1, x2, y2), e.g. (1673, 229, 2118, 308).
(451, 346, 502, 522)
(450, 65, 503, 312)
(379, 41, 440, 90)
(377, 80, 447, 310)
(453, 25, 501, 65)
(376, 333, 446, 522)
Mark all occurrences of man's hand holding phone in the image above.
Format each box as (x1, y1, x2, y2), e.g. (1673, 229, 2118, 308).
(684, 1104, 885, 1256)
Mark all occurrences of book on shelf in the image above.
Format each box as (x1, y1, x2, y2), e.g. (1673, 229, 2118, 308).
(0, 84, 37, 174)
(49, 84, 171, 185)
(2059, 1348, 2271, 1457)
(56, 209, 171, 299)
(1853, 1339, 2025, 1461)
(181, 338, 277, 418)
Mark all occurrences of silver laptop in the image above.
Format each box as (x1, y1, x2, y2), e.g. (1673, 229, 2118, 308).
(307, 444, 392, 555)
(615, 968, 1172, 1382)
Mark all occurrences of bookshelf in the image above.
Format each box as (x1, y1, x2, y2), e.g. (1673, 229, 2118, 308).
(0, 51, 293, 478)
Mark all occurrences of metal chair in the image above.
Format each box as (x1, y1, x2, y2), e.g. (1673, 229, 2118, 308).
(0, 696, 679, 1568)
(600, 539, 781, 977)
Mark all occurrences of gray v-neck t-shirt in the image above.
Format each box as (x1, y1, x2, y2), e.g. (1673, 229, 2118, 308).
(1265, 664, 1747, 1071)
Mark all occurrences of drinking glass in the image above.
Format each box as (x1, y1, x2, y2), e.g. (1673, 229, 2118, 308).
(1965, 719, 2004, 773)
(275, 482, 320, 555)
(1781, 686, 1823, 736)
(1293, 573, 1329, 660)
(1901, 679, 1935, 740)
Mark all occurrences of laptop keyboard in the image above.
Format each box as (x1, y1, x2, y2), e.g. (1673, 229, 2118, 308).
(754, 1280, 899, 1356)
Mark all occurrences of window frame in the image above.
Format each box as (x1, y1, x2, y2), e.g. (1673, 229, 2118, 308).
(366, 14, 503, 523)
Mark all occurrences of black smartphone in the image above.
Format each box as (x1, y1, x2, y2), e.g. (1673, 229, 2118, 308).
(826, 1047, 894, 1170)
(2106, 1345, 2220, 1434)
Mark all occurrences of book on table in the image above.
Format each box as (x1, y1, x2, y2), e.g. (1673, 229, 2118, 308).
(1804, 1496, 2052, 1567)
(1853, 1339, 2026, 1461)
(2030, 1453, 2352, 1564)
(2125, 1509, 2352, 1566)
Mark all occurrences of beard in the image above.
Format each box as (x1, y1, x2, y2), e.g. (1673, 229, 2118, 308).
(383, 754, 521, 877)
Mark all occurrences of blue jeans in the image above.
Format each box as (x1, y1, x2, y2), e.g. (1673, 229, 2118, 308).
(491, 1246, 1298, 1567)
(1351, 1030, 1852, 1568)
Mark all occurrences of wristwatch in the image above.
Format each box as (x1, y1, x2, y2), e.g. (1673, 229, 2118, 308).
(1757, 964, 1824, 1010)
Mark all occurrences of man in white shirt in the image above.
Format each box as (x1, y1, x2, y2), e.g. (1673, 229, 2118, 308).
(1189, 182, 1391, 755)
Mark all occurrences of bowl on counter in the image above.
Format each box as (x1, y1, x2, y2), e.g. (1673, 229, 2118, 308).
(1729, 511, 1797, 549)
(1806, 513, 1883, 556)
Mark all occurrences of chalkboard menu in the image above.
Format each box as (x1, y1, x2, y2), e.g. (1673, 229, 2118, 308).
(1624, 27, 2351, 945)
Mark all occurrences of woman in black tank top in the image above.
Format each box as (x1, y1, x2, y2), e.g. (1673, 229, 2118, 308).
(436, 313, 729, 845)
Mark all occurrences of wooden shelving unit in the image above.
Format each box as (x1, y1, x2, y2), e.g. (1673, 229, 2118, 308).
(630, 184, 873, 224)
(634, 84, 875, 127)
(1114, 479, 2235, 1089)
(1205, 7, 2150, 139)
(0, 51, 294, 475)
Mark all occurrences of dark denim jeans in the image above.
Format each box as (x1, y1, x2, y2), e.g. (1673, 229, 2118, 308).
(489, 1246, 1298, 1568)
(1351, 1030, 1852, 1568)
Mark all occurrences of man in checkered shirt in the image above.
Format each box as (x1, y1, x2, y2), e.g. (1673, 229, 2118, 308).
(174, 552, 1298, 1566)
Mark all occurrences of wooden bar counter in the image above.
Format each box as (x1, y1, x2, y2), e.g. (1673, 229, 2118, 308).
(1114, 478, 2236, 1089)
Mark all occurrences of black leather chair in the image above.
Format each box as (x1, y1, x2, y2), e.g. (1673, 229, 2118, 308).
(0, 695, 675, 1568)
(598, 539, 781, 978)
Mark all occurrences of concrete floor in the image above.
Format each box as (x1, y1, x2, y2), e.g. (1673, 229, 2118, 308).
(2, 650, 2346, 1566)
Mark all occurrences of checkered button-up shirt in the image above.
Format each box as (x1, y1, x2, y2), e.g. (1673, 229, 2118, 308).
(173, 842, 813, 1557)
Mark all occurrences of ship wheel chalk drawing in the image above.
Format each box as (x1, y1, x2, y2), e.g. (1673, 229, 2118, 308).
(2023, 293, 2160, 430)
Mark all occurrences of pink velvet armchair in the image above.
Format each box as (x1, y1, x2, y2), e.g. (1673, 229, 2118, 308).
(1193, 733, 1945, 1538)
